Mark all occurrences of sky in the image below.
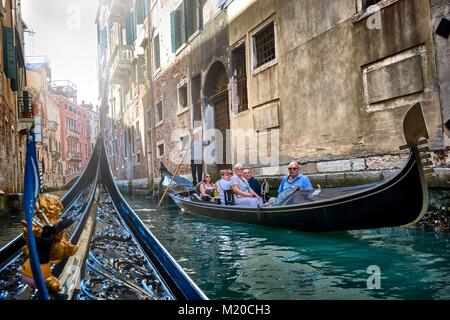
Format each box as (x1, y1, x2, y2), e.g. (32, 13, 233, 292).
(22, 0, 99, 105)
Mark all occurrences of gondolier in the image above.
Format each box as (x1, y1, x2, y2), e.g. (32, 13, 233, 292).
(190, 135, 211, 185)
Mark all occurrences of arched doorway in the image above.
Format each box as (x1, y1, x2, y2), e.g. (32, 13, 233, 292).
(203, 61, 231, 175)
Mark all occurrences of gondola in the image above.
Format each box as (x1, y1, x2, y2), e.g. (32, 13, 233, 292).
(0, 137, 207, 300)
(162, 103, 431, 232)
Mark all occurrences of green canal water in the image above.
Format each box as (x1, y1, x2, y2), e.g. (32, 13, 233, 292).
(1, 194, 449, 300)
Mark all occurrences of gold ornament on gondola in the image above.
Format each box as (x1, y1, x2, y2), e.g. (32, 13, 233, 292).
(20, 194, 78, 292)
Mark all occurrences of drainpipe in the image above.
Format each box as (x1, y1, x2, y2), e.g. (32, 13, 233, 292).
(146, 8, 155, 195)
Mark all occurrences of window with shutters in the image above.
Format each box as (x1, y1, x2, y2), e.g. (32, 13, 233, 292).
(170, 4, 185, 53)
(134, 0, 148, 25)
(170, 0, 202, 53)
(3, 27, 17, 80)
(185, 0, 201, 40)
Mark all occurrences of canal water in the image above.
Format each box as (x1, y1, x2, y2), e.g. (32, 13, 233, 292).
(123, 195, 450, 300)
(1, 194, 449, 300)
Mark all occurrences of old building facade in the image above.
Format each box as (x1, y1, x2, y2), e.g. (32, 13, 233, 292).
(96, 0, 151, 190)
(0, 0, 29, 196)
(146, 0, 450, 188)
(26, 57, 65, 190)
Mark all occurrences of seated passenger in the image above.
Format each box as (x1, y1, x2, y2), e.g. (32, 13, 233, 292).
(230, 164, 264, 207)
(216, 170, 233, 205)
(198, 173, 216, 201)
(243, 168, 262, 197)
(278, 161, 313, 194)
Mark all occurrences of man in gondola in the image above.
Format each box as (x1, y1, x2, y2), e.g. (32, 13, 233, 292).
(190, 135, 211, 186)
(278, 161, 313, 194)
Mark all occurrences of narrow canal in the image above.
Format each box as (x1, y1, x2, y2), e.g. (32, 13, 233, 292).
(1, 193, 449, 300)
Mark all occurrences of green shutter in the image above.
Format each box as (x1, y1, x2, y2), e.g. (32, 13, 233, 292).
(180, 4, 186, 44)
(136, 0, 145, 25)
(11, 48, 19, 92)
(170, 6, 184, 53)
(124, 11, 133, 45)
(154, 34, 160, 69)
(185, 0, 201, 39)
(3, 27, 17, 80)
(170, 11, 176, 53)
(184, 0, 192, 39)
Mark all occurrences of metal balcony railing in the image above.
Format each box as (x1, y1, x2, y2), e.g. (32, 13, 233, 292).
(67, 152, 82, 162)
(18, 91, 33, 119)
(67, 129, 80, 139)
(110, 45, 133, 82)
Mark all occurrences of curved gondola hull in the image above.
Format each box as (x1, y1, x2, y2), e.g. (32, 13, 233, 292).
(172, 152, 426, 232)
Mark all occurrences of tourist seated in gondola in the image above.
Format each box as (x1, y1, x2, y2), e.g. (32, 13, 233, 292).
(196, 173, 216, 201)
(216, 169, 233, 205)
(278, 161, 313, 194)
(230, 164, 264, 207)
(243, 168, 262, 197)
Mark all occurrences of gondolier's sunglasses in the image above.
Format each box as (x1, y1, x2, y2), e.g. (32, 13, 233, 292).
(288, 167, 298, 171)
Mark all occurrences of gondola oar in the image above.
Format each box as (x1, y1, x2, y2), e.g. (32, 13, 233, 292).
(157, 150, 189, 210)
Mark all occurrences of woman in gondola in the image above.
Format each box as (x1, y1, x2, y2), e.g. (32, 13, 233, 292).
(230, 164, 264, 207)
(197, 173, 216, 201)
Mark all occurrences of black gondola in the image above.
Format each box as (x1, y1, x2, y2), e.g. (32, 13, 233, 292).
(162, 103, 431, 232)
(0, 137, 207, 300)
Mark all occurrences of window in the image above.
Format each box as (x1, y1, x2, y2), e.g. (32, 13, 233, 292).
(170, 0, 201, 53)
(137, 152, 141, 164)
(170, 4, 185, 53)
(362, 0, 381, 10)
(252, 21, 276, 70)
(191, 74, 202, 126)
(231, 44, 248, 113)
(185, 0, 201, 39)
(155, 101, 163, 123)
(157, 142, 165, 158)
(178, 81, 188, 109)
(135, 0, 148, 25)
(153, 34, 161, 71)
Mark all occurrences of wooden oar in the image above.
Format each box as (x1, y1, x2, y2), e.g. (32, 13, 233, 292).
(157, 150, 189, 209)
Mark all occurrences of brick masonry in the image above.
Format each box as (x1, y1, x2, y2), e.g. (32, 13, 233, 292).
(0, 101, 18, 194)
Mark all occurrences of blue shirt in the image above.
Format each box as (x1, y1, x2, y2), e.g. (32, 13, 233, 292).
(278, 175, 313, 193)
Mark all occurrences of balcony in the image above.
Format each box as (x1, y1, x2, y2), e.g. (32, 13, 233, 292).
(67, 129, 80, 139)
(18, 91, 34, 119)
(67, 152, 82, 162)
(110, 45, 133, 84)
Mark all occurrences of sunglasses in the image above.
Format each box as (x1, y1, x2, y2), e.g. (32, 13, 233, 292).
(288, 167, 298, 171)
(205, 175, 211, 178)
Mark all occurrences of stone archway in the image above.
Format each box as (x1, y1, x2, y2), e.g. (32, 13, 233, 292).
(203, 61, 231, 176)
